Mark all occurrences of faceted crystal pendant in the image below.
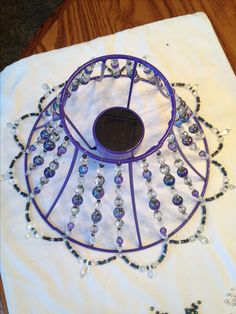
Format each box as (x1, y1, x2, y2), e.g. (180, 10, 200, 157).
(80, 261, 90, 278)
(197, 234, 209, 244)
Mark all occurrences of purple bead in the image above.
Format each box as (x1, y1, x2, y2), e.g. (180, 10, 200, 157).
(52, 112, 60, 121)
(92, 186, 104, 200)
(160, 227, 167, 236)
(33, 187, 41, 194)
(163, 174, 175, 186)
(113, 207, 125, 219)
(43, 140, 55, 151)
(177, 167, 188, 177)
(182, 136, 193, 146)
(71, 84, 78, 92)
(149, 199, 161, 210)
(44, 167, 55, 178)
(143, 170, 152, 179)
(57, 145, 67, 155)
(192, 189, 199, 198)
(91, 210, 102, 223)
(172, 195, 183, 206)
(168, 143, 177, 151)
(33, 155, 44, 166)
(116, 236, 123, 245)
(114, 175, 123, 185)
(28, 145, 36, 152)
(199, 150, 206, 158)
(67, 222, 75, 231)
(72, 194, 83, 206)
(40, 130, 50, 140)
(79, 165, 88, 175)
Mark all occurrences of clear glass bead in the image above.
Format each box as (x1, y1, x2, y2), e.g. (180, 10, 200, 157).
(174, 159, 183, 168)
(116, 220, 124, 229)
(153, 210, 162, 221)
(114, 197, 124, 207)
(178, 205, 186, 214)
(115, 188, 122, 197)
(160, 164, 170, 174)
(78, 176, 85, 185)
(75, 186, 84, 195)
(71, 206, 80, 215)
(147, 190, 157, 199)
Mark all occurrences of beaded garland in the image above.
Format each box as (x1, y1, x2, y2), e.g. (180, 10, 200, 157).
(1, 55, 235, 279)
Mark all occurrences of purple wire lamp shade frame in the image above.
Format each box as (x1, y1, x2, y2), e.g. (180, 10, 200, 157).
(24, 54, 210, 253)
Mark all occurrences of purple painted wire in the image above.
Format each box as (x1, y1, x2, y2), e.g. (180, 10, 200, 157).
(65, 114, 96, 150)
(128, 162, 143, 247)
(23, 55, 211, 253)
(126, 61, 137, 109)
(59, 54, 176, 164)
(45, 147, 79, 218)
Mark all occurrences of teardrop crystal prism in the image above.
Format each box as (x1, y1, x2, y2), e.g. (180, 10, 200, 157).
(197, 234, 209, 244)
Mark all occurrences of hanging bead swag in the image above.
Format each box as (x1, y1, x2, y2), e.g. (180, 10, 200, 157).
(1, 55, 234, 279)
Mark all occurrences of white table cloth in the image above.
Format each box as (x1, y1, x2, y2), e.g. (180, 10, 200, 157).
(1, 12, 236, 314)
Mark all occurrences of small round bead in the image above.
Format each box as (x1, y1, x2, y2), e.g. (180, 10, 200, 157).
(168, 143, 177, 151)
(72, 195, 83, 206)
(182, 135, 193, 146)
(91, 210, 102, 223)
(149, 199, 160, 210)
(160, 227, 167, 236)
(57, 145, 67, 155)
(160, 164, 170, 174)
(174, 159, 184, 168)
(75, 185, 84, 195)
(95, 176, 105, 186)
(71, 206, 80, 215)
(116, 219, 124, 229)
(113, 207, 125, 219)
(40, 176, 49, 185)
(114, 175, 123, 185)
(116, 236, 123, 245)
(67, 222, 75, 231)
(147, 189, 157, 199)
(172, 195, 183, 206)
(114, 197, 124, 207)
(153, 210, 162, 220)
(44, 167, 55, 178)
(143, 170, 152, 179)
(49, 161, 59, 170)
(177, 167, 188, 177)
(79, 165, 88, 175)
(163, 174, 175, 186)
(40, 130, 50, 139)
(92, 186, 105, 199)
(192, 189, 199, 198)
(90, 225, 99, 234)
(178, 205, 186, 214)
(188, 124, 198, 133)
(43, 140, 55, 151)
(33, 155, 44, 166)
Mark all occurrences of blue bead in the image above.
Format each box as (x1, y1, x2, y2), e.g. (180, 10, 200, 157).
(57, 145, 67, 155)
(33, 155, 44, 166)
(72, 194, 83, 206)
(33, 187, 41, 194)
(113, 207, 125, 219)
(175, 119, 182, 127)
(177, 167, 188, 177)
(92, 186, 104, 200)
(44, 167, 55, 178)
(53, 112, 60, 121)
(143, 170, 152, 179)
(71, 84, 78, 91)
(172, 195, 183, 206)
(91, 210, 102, 223)
(43, 140, 55, 151)
(149, 199, 160, 210)
(114, 175, 123, 185)
(40, 130, 50, 140)
(79, 165, 88, 175)
(163, 174, 175, 186)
